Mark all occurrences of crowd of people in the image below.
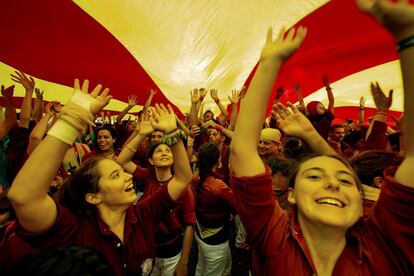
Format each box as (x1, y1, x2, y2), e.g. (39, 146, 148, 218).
(0, 0, 413, 275)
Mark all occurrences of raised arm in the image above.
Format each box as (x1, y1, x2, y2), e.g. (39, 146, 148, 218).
(26, 102, 56, 155)
(228, 87, 243, 130)
(11, 70, 35, 128)
(322, 74, 335, 113)
(0, 85, 17, 139)
(33, 88, 44, 122)
(115, 95, 137, 125)
(189, 88, 201, 126)
(202, 119, 234, 139)
(7, 79, 111, 233)
(357, 96, 366, 129)
(356, 0, 414, 187)
(272, 103, 337, 156)
(210, 88, 228, 122)
(229, 26, 307, 177)
(143, 88, 156, 114)
(150, 104, 193, 200)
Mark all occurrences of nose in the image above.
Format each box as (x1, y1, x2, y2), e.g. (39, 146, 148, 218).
(324, 175, 340, 191)
(124, 171, 132, 182)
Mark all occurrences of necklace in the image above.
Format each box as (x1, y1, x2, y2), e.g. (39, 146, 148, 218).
(158, 174, 173, 184)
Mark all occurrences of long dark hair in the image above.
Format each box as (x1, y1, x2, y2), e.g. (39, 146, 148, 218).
(196, 143, 220, 191)
(58, 157, 104, 217)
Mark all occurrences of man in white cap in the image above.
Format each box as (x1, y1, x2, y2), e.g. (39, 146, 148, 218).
(258, 128, 284, 160)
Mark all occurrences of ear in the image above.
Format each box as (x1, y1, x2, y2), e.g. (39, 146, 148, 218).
(85, 193, 102, 205)
(148, 157, 154, 166)
(287, 187, 296, 205)
(373, 176, 384, 189)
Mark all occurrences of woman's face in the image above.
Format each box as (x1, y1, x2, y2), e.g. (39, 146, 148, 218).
(316, 102, 326, 115)
(95, 159, 137, 206)
(289, 156, 362, 230)
(149, 144, 173, 168)
(97, 129, 115, 152)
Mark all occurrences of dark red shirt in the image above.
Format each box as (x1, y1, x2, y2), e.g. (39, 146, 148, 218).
(328, 141, 354, 159)
(308, 110, 334, 141)
(193, 175, 236, 228)
(360, 120, 388, 152)
(0, 184, 176, 276)
(133, 166, 196, 257)
(230, 166, 414, 275)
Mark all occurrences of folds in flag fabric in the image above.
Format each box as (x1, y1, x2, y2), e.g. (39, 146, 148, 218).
(0, 0, 403, 120)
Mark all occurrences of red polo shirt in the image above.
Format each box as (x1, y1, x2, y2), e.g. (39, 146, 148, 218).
(230, 166, 414, 275)
(133, 166, 196, 258)
(194, 175, 236, 228)
(0, 184, 176, 276)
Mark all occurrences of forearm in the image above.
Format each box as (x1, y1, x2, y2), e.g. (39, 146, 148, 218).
(179, 225, 194, 264)
(221, 127, 234, 139)
(216, 100, 228, 118)
(3, 96, 17, 123)
(27, 114, 53, 155)
(19, 89, 34, 128)
(116, 132, 146, 165)
(116, 105, 133, 124)
(33, 99, 43, 121)
(189, 102, 200, 126)
(143, 93, 154, 112)
(357, 108, 365, 128)
(326, 88, 334, 113)
(177, 117, 191, 137)
(228, 103, 238, 130)
(231, 59, 282, 175)
(168, 139, 192, 200)
(303, 130, 338, 156)
(365, 112, 388, 140)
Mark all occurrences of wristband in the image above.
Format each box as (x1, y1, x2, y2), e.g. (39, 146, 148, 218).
(214, 99, 220, 104)
(359, 108, 364, 110)
(397, 34, 414, 52)
(48, 119, 79, 145)
(162, 129, 186, 146)
(70, 89, 96, 111)
(215, 124, 224, 132)
(125, 144, 137, 152)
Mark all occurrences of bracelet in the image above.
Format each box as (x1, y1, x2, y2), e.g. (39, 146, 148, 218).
(397, 34, 414, 52)
(215, 124, 224, 132)
(125, 144, 137, 152)
(161, 129, 186, 146)
(214, 99, 220, 104)
(359, 108, 364, 110)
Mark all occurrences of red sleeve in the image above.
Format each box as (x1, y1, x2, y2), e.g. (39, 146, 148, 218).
(369, 166, 414, 265)
(230, 166, 289, 255)
(178, 187, 196, 226)
(328, 141, 342, 154)
(360, 120, 388, 151)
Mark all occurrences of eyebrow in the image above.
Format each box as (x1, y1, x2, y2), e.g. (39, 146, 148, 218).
(300, 167, 353, 176)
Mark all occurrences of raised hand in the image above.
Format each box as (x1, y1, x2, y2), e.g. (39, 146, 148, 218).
(370, 81, 393, 111)
(202, 119, 217, 129)
(210, 88, 219, 101)
(228, 89, 241, 104)
(355, 0, 414, 40)
(10, 70, 35, 91)
(1, 85, 14, 98)
(35, 88, 44, 99)
(190, 124, 201, 138)
(272, 102, 315, 137)
(199, 88, 207, 101)
(138, 110, 154, 136)
(73, 79, 112, 115)
(150, 88, 157, 96)
(190, 88, 200, 104)
(149, 103, 177, 133)
(322, 74, 331, 89)
(359, 96, 366, 108)
(128, 95, 137, 106)
(260, 26, 307, 62)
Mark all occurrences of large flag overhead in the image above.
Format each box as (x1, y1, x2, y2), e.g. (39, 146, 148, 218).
(0, 0, 403, 120)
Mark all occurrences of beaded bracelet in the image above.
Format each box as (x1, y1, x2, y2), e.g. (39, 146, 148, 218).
(397, 34, 414, 52)
(161, 129, 186, 146)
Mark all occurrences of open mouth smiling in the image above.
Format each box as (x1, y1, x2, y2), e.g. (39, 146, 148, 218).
(315, 197, 345, 208)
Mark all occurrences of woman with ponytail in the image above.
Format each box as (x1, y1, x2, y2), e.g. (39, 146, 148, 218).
(193, 142, 236, 276)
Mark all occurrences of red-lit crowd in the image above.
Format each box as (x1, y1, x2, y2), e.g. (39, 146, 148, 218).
(0, 1, 413, 275)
